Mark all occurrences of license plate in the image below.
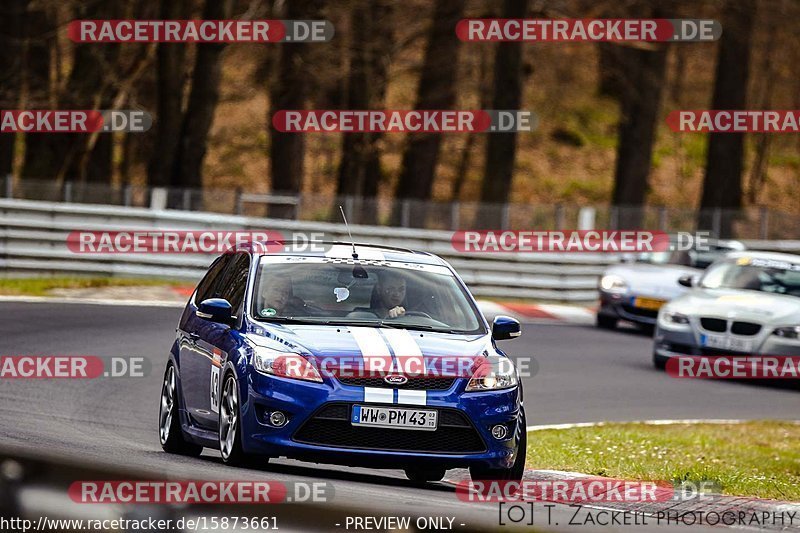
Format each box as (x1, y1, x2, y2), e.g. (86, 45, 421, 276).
(351, 405, 438, 431)
(700, 334, 753, 353)
(631, 297, 666, 311)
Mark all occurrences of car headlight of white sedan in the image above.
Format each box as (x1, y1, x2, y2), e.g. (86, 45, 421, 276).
(599, 274, 628, 294)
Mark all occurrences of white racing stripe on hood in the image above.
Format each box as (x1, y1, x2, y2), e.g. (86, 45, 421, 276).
(382, 328, 428, 406)
(364, 387, 393, 404)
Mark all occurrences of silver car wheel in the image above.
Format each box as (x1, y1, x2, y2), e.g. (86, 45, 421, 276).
(219, 375, 239, 460)
(159, 366, 176, 444)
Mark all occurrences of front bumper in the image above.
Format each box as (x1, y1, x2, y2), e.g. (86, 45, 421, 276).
(654, 322, 800, 359)
(239, 371, 522, 470)
(599, 292, 665, 326)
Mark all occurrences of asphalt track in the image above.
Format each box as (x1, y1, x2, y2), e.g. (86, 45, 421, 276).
(0, 301, 797, 532)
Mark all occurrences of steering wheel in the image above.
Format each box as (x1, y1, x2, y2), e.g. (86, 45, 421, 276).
(403, 310, 433, 319)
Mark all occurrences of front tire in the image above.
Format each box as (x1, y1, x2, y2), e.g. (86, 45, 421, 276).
(596, 314, 617, 330)
(470, 412, 527, 482)
(653, 352, 668, 370)
(219, 372, 262, 467)
(159, 364, 203, 456)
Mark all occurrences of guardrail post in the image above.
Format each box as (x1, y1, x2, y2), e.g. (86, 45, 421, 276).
(62, 181, 73, 203)
(577, 206, 595, 230)
(4, 174, 12, 198)
(712, 208, 722, 238)
(123, 184, 132, 206)
(150, 187, 167, 210)
(401, 200, 410, 228)
(182, 189, 191, 211)
(235, 188, 243, 215)
(500, 203, 510, 229)
(295, 194, 302, 220)
(555, 204, 565, 230)
(450, 202, 460, 229)
(759, 207, 768, 239)
(658, 207, 668, 231)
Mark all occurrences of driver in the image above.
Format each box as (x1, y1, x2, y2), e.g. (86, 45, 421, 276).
(259, 274, 306, 316)
(371, 271, 407, 318)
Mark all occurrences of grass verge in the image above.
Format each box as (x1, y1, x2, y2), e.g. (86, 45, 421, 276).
(526, 421, 800, 501)
(0, 277, 186, 297)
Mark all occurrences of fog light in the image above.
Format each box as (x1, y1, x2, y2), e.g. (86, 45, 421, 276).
(269, 411, 287, 427)
(491, 424, 508, 440)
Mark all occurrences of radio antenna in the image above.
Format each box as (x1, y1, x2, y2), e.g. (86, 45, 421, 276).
(339, 205, 358, 259)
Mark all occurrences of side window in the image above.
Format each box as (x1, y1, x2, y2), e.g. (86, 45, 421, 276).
(216, 253, 251, 315)
(195, 254, 231, 303)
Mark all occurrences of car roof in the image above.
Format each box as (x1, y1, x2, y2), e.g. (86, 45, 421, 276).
(723, 250, 800, 264)
(241, 240, 448, 266)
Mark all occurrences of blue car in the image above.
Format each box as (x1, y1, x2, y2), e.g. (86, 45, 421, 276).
(158, 242, 526, 482)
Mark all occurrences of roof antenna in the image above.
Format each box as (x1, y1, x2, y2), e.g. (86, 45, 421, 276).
(339, 205, 358, 259)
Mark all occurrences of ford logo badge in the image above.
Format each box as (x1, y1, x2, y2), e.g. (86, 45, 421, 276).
(384, 374, 408, 385)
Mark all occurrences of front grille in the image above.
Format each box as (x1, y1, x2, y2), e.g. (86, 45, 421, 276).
(731, 321, 761, 336)
(336, 376, 457, 390)
(700, 318, 727, 332)
(293, 403, 486, 454)
(621, 305, 658, 319)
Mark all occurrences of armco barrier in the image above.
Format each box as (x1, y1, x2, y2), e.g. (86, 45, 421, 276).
(0, 198, 796, 304)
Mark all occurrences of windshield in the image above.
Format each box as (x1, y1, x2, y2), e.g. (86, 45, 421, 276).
(250, 257, 485, 334)
(700, 257, 800, 296)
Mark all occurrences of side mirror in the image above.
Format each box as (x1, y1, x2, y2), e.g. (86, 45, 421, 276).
(197, 298, 234, 325)
(677, 274, 696, 288)
(492, 315, 521, 340)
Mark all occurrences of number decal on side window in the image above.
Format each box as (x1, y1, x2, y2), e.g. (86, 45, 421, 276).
(210, 366, 220, 413)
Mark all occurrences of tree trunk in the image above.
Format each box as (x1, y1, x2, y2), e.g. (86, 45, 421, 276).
(268, 0, 324, 216)
(611, 43, 669, 229)
(698, 0, 757, 236)
(0, 0, 24, 177)
(478, 0, 529, 228)
(174, 0, 235, 191)
(147, 0, 188, 188)
(20, 3, 56, 181)
(392, 0, 466, 224)
(336, 0, 394, 224)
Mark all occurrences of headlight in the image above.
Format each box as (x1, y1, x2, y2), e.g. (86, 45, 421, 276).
(662, 311, 690, 325)
(252, 347, 322, 383)
(599, 274, 627, 293)
(465, 357, 518, 392)
(772, 326, 800, 339)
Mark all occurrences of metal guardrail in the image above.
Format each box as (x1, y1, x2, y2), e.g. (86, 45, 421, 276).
(1, 198, 799, 304)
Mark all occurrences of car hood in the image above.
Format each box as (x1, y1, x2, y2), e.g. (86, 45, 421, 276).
(245, 322, 490, 360)
(666, 288, 800, 324)
(604, 263, 700, 299)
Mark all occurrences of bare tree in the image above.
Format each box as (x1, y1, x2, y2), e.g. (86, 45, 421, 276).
(478, 0, 529, 228)
(336, 0, 394, 224)
(699, 0, 757, 235)
(392, 0, 466, 223)
(147, 0, 189, 188)
(0, 0, 25, 177)
(174, 0, 235, 190)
